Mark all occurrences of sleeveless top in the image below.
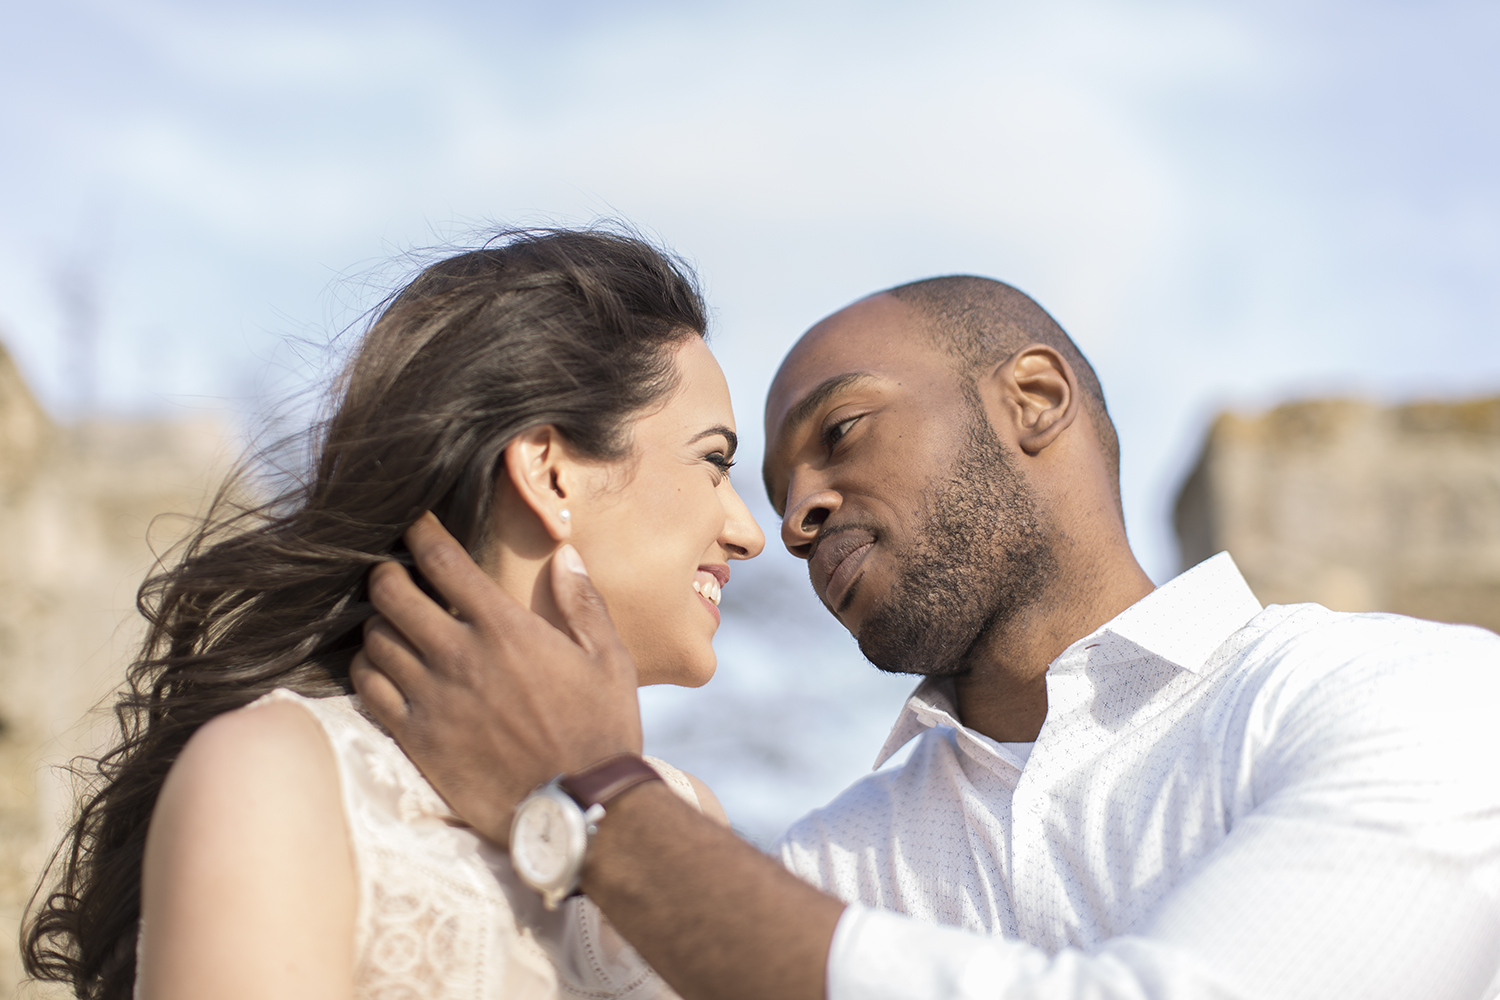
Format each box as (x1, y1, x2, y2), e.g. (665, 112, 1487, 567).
(137, 688, 694, 999)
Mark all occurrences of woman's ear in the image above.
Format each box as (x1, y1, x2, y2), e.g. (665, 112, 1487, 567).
(990, 345, 1080, 456)
(501, 426, 576, 541)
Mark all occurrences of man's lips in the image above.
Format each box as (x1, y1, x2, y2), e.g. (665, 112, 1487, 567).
(809, 529, 876, 611)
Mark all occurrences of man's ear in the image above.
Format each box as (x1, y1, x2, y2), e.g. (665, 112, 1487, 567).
(991, 345, 1079, 456)
(501, 426, 575, 541)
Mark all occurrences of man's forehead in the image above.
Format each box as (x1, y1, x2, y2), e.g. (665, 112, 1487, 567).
(765, 294, 942, 424)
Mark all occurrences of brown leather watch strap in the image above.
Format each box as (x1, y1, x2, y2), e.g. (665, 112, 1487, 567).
(558, 753, 663, 810)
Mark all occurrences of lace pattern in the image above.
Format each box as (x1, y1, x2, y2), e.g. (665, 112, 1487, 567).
(137, 689, 693, 1000)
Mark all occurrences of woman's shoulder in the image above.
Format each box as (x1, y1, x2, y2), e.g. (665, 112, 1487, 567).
(158, 689, 389, 847)
(139, 693, 357, 997)
(222, 688, 405, 777)
(159, 692, 348, 841)
(217, 688, 453, 824)
(238, 686, 365, 735)
(644, 756, 728, 826)
(180, 690, 338, 783)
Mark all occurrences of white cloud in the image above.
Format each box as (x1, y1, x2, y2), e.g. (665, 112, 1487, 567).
(4, 0, 1499, 831)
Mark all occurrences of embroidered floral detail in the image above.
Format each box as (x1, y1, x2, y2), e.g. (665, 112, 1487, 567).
(238, 689, 690, 1000)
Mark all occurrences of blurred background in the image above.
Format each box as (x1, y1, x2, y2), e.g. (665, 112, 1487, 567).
(2, 0, 1498, 989)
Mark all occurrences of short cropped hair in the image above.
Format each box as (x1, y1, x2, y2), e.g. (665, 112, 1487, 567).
(885, 275, 1121, 508)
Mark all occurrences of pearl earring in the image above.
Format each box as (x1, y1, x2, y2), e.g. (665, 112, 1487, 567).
(559, 509, 571, 523)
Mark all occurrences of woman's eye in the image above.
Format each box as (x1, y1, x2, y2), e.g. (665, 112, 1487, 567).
(706, 452, 735, 474)
(824, 416, 859, 449)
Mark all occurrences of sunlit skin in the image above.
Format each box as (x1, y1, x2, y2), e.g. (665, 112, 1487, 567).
(137, 335, 758, 1000)
(342, 293, 1163, 1000)
(482, 335, 765, 688)
(763, 293, 1154, 743)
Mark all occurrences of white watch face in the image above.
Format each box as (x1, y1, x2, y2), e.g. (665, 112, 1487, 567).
(513, 791, 579, 889)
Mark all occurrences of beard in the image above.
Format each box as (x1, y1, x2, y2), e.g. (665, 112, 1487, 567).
(853, 405, 1057, 677)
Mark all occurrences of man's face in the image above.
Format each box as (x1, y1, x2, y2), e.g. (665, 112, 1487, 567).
(763, 295, 1055, 676)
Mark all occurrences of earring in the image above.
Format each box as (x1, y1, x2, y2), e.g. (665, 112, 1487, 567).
(559, 509, 571, 523)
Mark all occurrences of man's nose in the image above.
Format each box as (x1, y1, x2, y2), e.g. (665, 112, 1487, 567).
(781, 488, 841, 559)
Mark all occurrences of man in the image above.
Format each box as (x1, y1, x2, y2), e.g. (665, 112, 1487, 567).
(353, 278, 1500, 999)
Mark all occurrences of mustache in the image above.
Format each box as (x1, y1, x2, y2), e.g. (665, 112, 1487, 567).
(806, 521, 884, 564)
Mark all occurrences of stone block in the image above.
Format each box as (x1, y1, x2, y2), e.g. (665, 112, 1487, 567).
(1175, 396, 1500, 632)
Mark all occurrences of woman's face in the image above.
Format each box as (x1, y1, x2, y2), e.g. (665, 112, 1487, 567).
(569, 337, 764, 687)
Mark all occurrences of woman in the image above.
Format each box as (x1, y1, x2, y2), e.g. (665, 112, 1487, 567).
(24, 228, 765, 999)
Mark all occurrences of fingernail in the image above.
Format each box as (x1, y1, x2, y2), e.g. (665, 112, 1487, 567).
(560, 544, 588, 577)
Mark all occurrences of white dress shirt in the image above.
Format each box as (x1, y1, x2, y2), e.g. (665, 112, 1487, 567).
(776, 553, 1500, 999)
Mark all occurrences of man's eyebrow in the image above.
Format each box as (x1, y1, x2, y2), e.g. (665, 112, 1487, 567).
(690, 425, 738, 457)
(774, 371, 880, 440)
(762, 371, 880, 512)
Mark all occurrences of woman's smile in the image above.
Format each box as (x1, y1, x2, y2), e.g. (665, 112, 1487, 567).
(561, 337, 764, 686)
(693, 571, 723, 607)
(693, 565, 729, 624)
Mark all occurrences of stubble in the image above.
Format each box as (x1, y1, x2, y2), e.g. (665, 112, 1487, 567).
(854, 403, 1057, 677)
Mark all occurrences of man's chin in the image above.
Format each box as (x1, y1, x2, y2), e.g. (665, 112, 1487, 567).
(854, 608, 977, 678)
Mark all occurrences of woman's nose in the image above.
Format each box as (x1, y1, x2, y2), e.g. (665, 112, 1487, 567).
(781, 488, 841, 559)
(720, 483, 766, 560)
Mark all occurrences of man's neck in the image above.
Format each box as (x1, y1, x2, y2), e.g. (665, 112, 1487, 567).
(952, 551, 1155, 744)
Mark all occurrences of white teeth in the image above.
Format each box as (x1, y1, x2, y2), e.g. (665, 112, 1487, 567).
(694, 579, 722, 606)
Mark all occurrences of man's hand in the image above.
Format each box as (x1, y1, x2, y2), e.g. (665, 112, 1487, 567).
(351, 513, 644, 846)
(353, 514, 843, 1000)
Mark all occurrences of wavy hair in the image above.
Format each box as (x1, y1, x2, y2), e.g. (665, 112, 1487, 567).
(23, 226, 707, 999)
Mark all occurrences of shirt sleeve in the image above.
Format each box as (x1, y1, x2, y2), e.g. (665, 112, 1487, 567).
(827, 624, 1500, 1000)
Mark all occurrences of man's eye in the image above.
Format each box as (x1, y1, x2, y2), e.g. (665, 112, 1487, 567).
(824, 416, 859, 449)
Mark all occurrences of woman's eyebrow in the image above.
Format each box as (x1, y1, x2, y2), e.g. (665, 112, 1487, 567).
(690, 425, 738, 456)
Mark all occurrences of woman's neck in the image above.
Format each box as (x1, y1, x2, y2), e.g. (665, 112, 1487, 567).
(483, 541, 568, 635)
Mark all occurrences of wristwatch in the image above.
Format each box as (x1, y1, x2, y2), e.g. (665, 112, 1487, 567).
(509, 753, 663, 910)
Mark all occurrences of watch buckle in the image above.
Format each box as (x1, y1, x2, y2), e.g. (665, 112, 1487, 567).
(583, 802, 606, 836)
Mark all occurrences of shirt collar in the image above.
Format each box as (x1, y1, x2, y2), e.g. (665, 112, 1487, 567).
(872, 552, 1262, 769)
(874, 677, 959, 769)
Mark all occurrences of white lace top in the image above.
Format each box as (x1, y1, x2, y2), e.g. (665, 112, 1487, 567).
(139, 688, 693, 999)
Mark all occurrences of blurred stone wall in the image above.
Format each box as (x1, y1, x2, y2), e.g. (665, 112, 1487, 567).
(1175, 396, 1500, 632)
(0, 341, 232, 996)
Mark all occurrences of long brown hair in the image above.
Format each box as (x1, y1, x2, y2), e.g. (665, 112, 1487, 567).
(23, 227, 707, 999)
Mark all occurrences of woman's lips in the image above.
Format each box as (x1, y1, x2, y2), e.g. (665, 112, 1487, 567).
(811, 530, 876, 611)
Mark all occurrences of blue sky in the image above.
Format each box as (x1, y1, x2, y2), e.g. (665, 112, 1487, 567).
(4, 0, 1498, 836)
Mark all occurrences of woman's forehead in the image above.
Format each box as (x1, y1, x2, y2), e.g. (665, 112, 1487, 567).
(643, 338, 736, 436)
